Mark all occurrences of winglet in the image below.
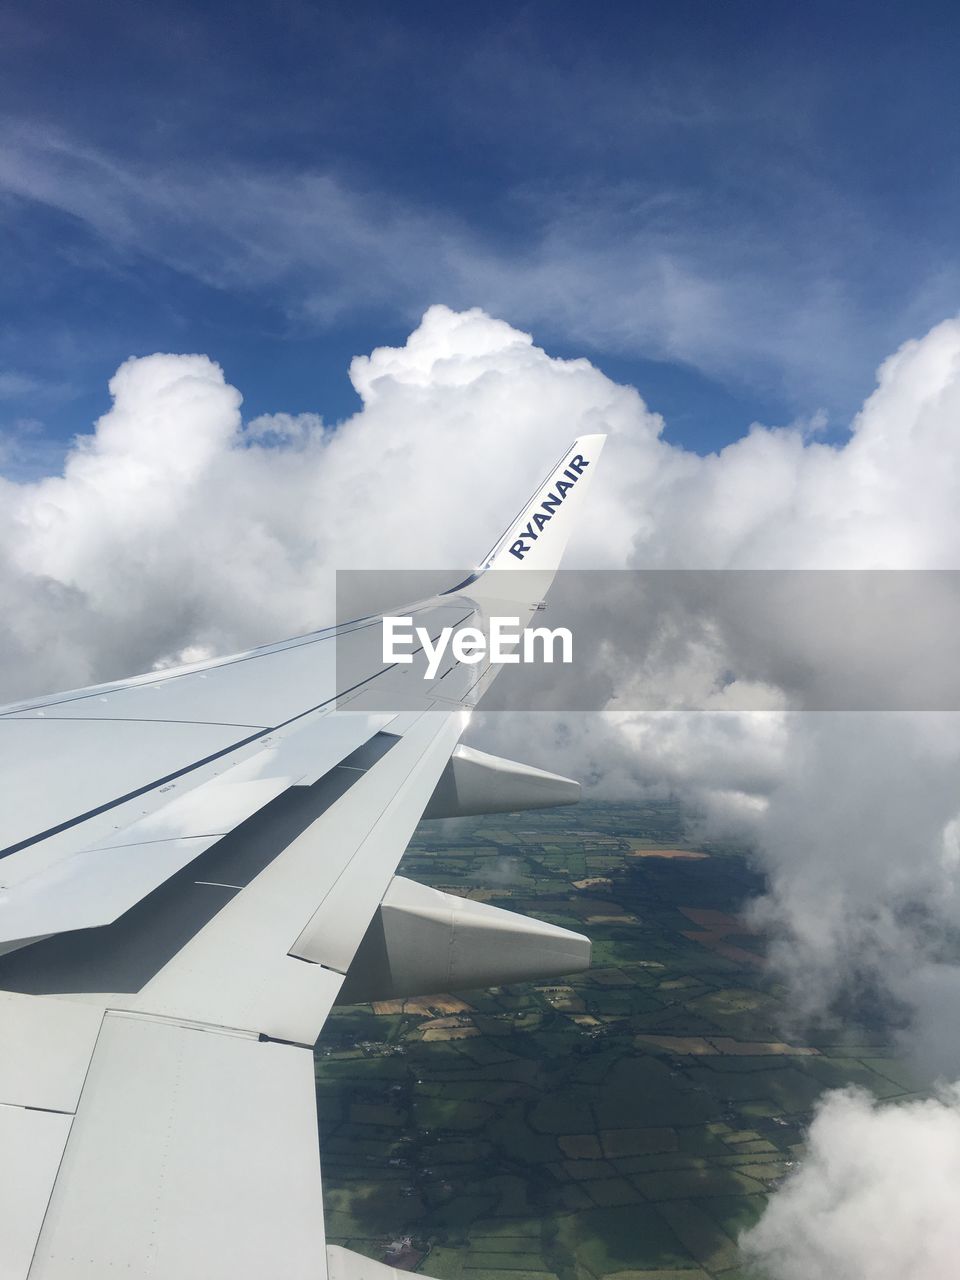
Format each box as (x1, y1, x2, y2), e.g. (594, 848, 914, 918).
(439, 433, 605, 610)
(481, 434, 606, 574)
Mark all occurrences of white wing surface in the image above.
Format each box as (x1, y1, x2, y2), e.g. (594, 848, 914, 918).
(0, 434, 605, 1280)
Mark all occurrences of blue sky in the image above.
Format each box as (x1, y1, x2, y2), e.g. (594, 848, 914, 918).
(1, 0, 959, 469)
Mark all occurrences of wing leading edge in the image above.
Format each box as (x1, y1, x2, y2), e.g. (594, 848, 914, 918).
(0, 433, 605, 1280)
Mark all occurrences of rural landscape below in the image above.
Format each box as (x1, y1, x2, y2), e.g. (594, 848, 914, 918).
(318, 802, 917, 1280)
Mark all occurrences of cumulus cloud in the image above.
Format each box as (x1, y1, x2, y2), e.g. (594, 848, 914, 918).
(741, 1086, 960, 1280)
(0, 306, 662, 695)
(5, 304, 960, 1276)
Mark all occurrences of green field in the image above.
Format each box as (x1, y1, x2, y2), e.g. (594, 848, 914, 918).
(316, 801, 917, 1280)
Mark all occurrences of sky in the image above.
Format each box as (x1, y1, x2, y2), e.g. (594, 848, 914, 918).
(3, 0, 960, 468)
(5, 5, 960, 1278)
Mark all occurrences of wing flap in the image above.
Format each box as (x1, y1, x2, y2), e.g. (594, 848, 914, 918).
(27, 1012, 326, 1280)
(0, 711, 392, 946)
(288, 713, 464, 974)
(133, 713, 461, 1041)
(0, 1105, 73, 1280)
(0, 992, 103, 1112)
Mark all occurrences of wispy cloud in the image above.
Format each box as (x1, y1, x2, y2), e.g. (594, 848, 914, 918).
(0, 371, 40, 399)
(1, 118, 951, 417)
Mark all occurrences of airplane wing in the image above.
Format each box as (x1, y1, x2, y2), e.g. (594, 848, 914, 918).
(0, 435, 605, 1280)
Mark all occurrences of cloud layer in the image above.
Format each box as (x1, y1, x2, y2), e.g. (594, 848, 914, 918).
(4, 304, 960, 1277)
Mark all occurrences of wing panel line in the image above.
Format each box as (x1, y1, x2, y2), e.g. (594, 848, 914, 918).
(0, 611, 476, 863)
(0, 602, 441, 719)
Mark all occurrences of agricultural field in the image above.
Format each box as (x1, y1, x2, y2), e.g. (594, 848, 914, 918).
(316, 802, 918, 1280)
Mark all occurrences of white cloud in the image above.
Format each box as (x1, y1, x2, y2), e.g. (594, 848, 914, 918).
(0, 306, 665, 696)
(741, 1086, 960, 1280)
(5, 305, 960, 1276)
